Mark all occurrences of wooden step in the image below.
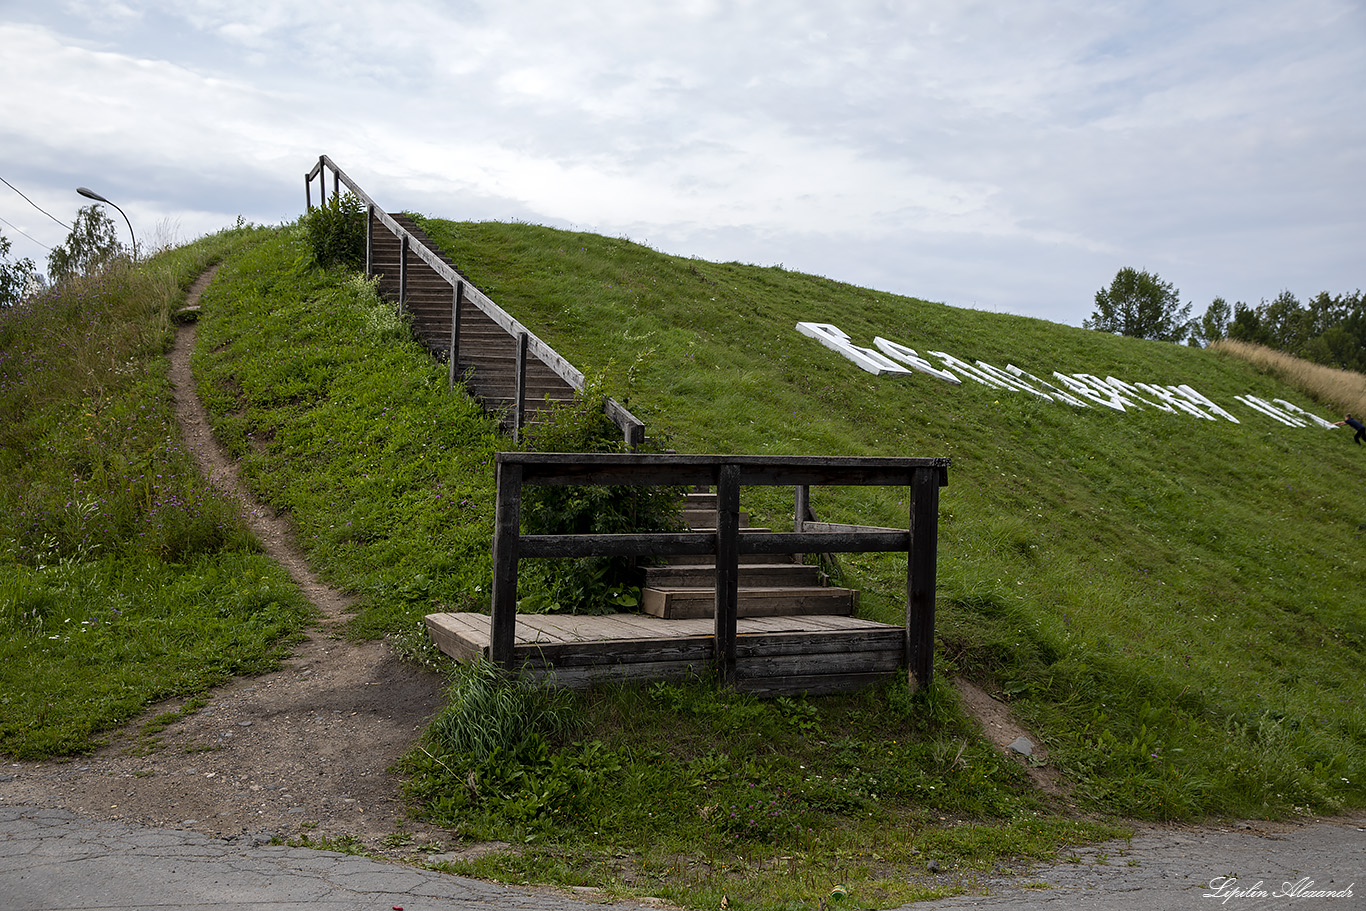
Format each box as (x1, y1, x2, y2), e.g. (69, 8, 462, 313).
(664, 550, 799, 566)
(640, 586, 858, 620)
(643, 563, 823, 588)
(683, 509, 749, 529)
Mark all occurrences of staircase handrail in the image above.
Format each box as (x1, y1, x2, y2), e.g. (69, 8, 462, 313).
(305, 155, 644, 446)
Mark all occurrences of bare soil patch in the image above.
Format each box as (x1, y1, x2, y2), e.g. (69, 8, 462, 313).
(953, 677, 1071, 800)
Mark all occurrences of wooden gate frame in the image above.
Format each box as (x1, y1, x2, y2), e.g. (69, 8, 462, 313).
(492, 452, 949, 689)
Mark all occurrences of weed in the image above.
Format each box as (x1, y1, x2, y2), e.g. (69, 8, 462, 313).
(302, 193, 365, 270)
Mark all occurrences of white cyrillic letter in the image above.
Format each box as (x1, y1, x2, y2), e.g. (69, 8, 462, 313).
(1135, 383, 1212, 419)
(1006, 365, 1090, 407)
(927, 351, 1017, 389)
(1051, 373, 1128, 411)
(1273, 399, 1337, 429)
(796, 322, 912, 375)
(1236, 395, 1306, 427)
(1101, 377, 1173, 412)
(974, 361, 1054, 400)
(873, 338, 962, 384)
(1169, 385, 1240, 423)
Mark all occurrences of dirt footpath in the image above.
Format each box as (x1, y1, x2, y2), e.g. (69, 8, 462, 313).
(1, 268, 453, 860)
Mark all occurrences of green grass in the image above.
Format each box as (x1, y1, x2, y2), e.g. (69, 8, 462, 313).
(188, 225, 507, 638)
(409, 665, 1123, 909)
(410, 217, 1366, 822)
(4, 214, 1364, 909)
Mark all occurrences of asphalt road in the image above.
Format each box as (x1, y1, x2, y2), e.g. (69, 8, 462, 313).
(1, 804, 1361, 910)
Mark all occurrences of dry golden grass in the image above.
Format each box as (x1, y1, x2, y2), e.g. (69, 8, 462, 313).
(1210, 338, 1366, 418)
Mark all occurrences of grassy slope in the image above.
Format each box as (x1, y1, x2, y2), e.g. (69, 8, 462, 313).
(415, 218, 1365, 820)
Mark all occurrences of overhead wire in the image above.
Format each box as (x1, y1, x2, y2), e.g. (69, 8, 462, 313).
(0, 214, 52, 252)
(0, 175, 73, 232)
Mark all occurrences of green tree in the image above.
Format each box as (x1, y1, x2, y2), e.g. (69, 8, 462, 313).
(1191, 296, 1231, 347)
(0, 232, 41, 307)
(47, 205, 124, 284)
(1084, 267, 1192, 342)
(1259, 290, 1314, 354)
(1228, 302, 1270, 345)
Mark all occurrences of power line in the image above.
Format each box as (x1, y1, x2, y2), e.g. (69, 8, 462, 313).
(0, 213, 53, 252)
(0, 175, 72, 231)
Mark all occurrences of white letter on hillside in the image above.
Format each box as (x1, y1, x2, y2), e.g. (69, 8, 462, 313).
(974, 361, 1054, 400)
(1051, 373, 1128, 411)
(1100, 377, 1173, 412)
(1236, 395, 1306, 427)
(1005, 365, 1090, 407)
(1273, 399, 1337, 429)
(927, 351, 1018, 390)
(796, 323, 911, 375)
(873, 338, 962, 384)
(1171, 385, 1240, 423)
(1134, 383, 1213, 419)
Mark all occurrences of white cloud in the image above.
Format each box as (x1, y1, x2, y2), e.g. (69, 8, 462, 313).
(1, 1, 1362, 322)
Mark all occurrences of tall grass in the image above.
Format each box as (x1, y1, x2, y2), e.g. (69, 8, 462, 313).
(1211, 338, 1366, 417)
(0, 228, 312, 757)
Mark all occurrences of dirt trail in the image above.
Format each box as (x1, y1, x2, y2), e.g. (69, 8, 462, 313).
(1, 267, 454, 859)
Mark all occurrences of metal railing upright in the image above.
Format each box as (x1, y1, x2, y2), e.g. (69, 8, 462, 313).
(305, 155, 645, 448)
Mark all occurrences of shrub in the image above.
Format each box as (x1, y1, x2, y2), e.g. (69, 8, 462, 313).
(303, 193, 365, 270)
(517, 378, 686, 613)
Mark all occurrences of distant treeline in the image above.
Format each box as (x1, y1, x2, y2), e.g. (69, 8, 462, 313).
(1195, 289, 1366, 371)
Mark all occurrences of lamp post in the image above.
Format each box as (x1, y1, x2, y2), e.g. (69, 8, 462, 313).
(76, 186, 138, 261)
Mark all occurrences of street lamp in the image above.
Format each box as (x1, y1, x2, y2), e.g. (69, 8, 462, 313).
(76, 186, 138, 261)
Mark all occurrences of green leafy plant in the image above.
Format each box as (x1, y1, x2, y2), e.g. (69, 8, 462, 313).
(303, 192, 365, 270)
(517, 378, 686, 613)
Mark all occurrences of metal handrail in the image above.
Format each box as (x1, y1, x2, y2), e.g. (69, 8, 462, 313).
(305, 155, 645, 447)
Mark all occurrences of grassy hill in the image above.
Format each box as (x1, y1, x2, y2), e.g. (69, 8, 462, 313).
(3, 216, 1362, 909)
(411, 216, 1364, 810)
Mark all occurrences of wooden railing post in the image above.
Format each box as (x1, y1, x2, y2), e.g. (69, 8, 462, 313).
(794, 485, 810, 532)
(624, 420, 644, 451)
(714, 462, 741, 685)
(490, 458, 523, 671)
(448, 281, 464, 389)
(513, 331, 528, 443)
(398, 234, 408, 315)
(364, 204, 374, 278)
(907, 466, 941, 690)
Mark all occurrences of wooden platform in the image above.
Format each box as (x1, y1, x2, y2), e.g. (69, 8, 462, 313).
(425, 611, 906, 695)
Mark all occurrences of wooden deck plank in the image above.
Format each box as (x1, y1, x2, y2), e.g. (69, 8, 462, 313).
(424, 611, 906, 695)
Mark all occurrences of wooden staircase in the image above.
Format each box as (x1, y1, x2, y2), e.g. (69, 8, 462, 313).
(369, 215, 578, 428)
(640, 488, 858, 620)
(371, 217, 858, 623)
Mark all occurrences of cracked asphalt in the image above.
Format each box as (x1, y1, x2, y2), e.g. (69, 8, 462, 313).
(910, 813, 1364, 910)
(2, 804, 1362, 910)
(0, 806, 665, 911)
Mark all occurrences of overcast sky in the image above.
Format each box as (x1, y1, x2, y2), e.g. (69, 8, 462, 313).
(2, 1, 1362, 326)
